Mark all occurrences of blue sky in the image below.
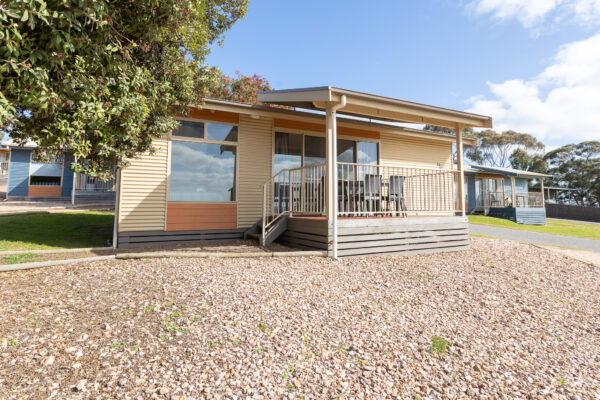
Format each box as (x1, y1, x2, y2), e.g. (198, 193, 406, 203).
(207, 0, 600, 148)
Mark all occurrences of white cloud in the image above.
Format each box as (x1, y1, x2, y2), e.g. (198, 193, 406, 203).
(467, 33, 600, 144)
(467, 0, 600, 27)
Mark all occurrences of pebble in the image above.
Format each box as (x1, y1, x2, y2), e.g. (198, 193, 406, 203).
(0, 238, 597, 398)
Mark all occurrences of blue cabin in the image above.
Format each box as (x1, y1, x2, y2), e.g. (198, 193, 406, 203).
(1, 140, 115, 202)
(464, 165, 550, 225)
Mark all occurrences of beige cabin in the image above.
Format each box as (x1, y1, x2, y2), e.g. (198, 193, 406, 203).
(114, 87, 492, 257)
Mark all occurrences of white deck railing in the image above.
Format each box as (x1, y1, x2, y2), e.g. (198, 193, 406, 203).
(515, 192, 544, 208)
(74, 173, 115, 192)
(0, 161, 8, 176)
(262, 162, 460, 237)
(337, 163, 458, 216)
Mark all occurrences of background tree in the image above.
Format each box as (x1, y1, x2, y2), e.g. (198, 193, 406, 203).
(474, 130, 545, 168)
(0, 0, 248, 177)
(204, 68, 273, 104)
(509, 149, 548, 173)
(544, 141, 600, 206)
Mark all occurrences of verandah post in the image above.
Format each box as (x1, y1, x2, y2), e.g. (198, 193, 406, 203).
(455, 123, 466, 216)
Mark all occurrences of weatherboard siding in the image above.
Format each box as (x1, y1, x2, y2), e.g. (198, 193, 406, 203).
(237, 114, 273, 228)
(118, 139, 169, 232)
(7, 149, 30, 197)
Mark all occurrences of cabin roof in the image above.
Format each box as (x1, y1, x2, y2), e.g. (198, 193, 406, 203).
(465, 164, 551, 178)
(258, 86, 493, 129)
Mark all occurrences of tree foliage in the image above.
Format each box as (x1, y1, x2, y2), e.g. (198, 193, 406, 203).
(509, 148, 548, 174)
(544, 141, 600, 206)
(0, 0, 248, 177)
(204, 68, 273, 104)
(472, 130, 545, 168)
(425, 125, 545, 168)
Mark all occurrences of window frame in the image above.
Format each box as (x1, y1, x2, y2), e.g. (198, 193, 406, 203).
(168, 117, 239, 204)
(28, 151, 64, 187)
(271, 127, 380, 176)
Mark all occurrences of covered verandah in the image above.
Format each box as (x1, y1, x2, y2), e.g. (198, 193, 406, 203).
(257, 87, 493, 257)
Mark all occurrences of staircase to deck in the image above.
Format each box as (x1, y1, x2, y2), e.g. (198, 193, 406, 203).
(245, 215, 288, 246)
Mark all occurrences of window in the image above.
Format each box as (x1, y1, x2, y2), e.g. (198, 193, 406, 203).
(274, 132, 302, 174)
(207, 123, 238, 141)
(173, 121, 205, 139)
(274, 132, 379, 174)
(304, 136, 325, 166)
(30, 153, 63, 186)
(357, 141, 377, 165)
(170, 120, 238, 202)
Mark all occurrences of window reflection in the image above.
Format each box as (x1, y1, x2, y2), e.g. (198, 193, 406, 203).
(207, 123, 238, 142)
(274, 132, 379, 173)
(357, 141, 377, 165)
(169, 141, 236, 201)
(304, 136, 325, 166)
(173, 121, 204, 139)
(274, 132, 302, 174)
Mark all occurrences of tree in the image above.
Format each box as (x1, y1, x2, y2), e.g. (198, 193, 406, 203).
(0, 0, 248, 177)
(544, 141, 600, 206)
(474, 130, 545, 168)
(509, 149, 548, 174)
(204, 68, 273, 104)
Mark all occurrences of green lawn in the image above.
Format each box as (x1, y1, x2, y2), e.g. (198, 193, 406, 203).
(0, 211, 114, 251)
(468, 215, 600, 240)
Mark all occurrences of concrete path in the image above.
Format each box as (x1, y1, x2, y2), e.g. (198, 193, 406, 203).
(469, 223, 600, 253)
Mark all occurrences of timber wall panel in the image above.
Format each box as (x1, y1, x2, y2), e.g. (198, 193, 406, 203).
(237, 115, 274, 228)
(166, 203, 237, 231)
(28, 185, 62, 198)
(118, 139, 168, 232)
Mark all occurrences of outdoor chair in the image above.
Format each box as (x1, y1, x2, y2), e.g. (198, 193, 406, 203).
(387, 175, 407, 217)
(361, 174, 382, 215)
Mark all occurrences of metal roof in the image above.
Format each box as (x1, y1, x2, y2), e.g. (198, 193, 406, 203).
(465, 164, 551, 178)
(202, 97, 478, 145)
(258, 86, 493, 129)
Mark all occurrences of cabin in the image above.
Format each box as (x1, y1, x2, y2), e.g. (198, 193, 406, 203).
(114, 87, 493, 257)
(1, 139, 116, 203)
(464, 164, 550, 225)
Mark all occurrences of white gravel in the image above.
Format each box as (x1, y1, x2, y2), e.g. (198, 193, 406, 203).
(0, 237, 599, 399)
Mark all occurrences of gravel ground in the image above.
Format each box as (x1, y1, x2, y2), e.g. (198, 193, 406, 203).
(0, 237, 599, 399)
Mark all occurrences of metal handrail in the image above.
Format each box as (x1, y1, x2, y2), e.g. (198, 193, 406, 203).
(337, 163, 458, 216)
(261, 162, 460, 242)
(485, 191, 506, 208)
(515, 191, 544, 208)
(261, 163, 327, 244)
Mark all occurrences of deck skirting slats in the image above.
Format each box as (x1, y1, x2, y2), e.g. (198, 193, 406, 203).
(283, 216, 469, 257)
(117, 228, 246, 248)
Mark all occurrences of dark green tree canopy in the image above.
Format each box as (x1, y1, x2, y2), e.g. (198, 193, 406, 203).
(544, 141, 600, 206)
(1, 0, 248, 177)
(509, 148, 548, 174)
